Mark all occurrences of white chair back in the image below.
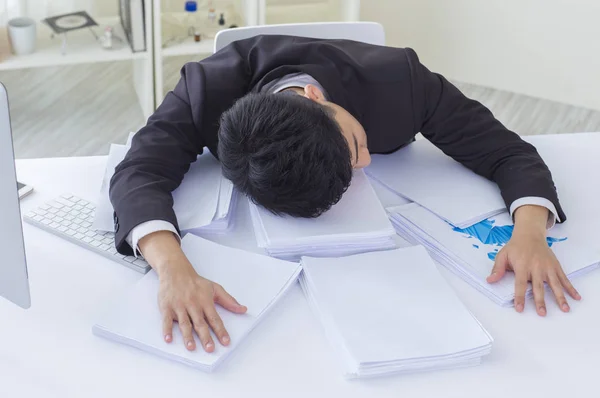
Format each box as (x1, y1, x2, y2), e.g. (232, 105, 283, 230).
(214, 22, 385, 53)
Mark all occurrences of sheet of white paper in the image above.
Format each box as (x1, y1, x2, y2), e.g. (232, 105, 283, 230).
(93, 235, 301, 370)
(92, 144, 128, 232)
(368, 175, 412, 209)
(301, 246, 492, 364)
(173, 154, 221, 231)
(366, 139, 505, 228)
(252, 170, 394, 244)
(92, 148, 224, 233)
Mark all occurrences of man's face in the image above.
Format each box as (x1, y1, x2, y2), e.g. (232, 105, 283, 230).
(286, 85, 371, 169)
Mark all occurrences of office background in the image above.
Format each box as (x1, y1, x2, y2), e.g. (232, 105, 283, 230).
(1, 0, 599, 159)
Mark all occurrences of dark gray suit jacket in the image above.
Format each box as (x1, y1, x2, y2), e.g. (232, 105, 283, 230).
(110, 35, 564, 254)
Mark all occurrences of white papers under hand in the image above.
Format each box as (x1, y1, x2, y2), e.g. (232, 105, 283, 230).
(387, 203, 600, 306)
(92, 234, 302, 372)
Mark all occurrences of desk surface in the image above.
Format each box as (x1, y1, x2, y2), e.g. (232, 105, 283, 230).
(2, 154, 600, 398)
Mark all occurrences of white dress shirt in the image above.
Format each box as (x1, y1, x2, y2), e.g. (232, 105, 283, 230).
(126, 74, 558, 257)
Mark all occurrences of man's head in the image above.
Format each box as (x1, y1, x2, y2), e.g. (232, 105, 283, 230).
(218, 84, 370, 218)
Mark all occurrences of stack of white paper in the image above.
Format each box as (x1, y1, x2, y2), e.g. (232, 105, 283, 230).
(93, 234, 302, 372)
(300, 246, 493, 378)
(388, 203, 600, 306)
(92, 142, 236, 236)
(366, 139, 505, 228)
(248, 170, 397, 261)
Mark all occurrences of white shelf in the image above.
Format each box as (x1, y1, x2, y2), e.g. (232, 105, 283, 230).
(161, 37, 214, 58)
(0, 17, 149, 71)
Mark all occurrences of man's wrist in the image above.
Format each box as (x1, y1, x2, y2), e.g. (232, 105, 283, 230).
(513, 205, 549, 237)
(138, 230, 192, 277)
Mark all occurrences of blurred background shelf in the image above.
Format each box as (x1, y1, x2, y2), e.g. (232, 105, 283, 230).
(0, 16, 148, 71)
(161, 37, 214, 57)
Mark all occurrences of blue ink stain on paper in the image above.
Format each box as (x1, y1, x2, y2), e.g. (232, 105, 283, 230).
(452, 219, 567, 261)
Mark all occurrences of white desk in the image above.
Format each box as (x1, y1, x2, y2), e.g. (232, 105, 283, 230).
(2, 155, 600, 398)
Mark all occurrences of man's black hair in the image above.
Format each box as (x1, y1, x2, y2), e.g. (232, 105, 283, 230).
(218, 92, 352, 218)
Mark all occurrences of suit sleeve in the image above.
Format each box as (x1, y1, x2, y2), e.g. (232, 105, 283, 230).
(109, 63, 207, 254)
(405, 48, 566, 222)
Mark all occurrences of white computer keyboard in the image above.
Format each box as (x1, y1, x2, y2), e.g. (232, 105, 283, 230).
(23, 194, 150, 273)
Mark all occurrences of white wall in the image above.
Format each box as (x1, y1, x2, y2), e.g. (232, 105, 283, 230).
(361, 0, 600, 111)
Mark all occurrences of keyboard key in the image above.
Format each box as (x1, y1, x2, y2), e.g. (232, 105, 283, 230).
(39, 204, 51, 211)
(108, 247, 118, 255)
(74, 205, 83, 211)
(55, 197, 73, 207)
(41, 219, 52, 225)
(74, 233, 85, 240)
(133, 259, 148, 268)
(81, 221, 92, 228)
(57, 226, 68, 233)
(100, 244, 111, 251)
(90, 240, 102, 247)
(60, 194, 73, 200)
(33, 215, 44, 222)
(61, 220, 71, 226)
(123, 256, 136, 263)
(85, 231, 96, 237)
(85, 203, 95, 210)
(45, 214, 56, 220)
(72, 218, 82, 225)
(82, 236, 93, 243)
(77, 227, 88, 234)
(26, 212, 36, 218)
(48, 208, 59, 214)
(103, 237, 113, 245)
(48, 201, 64, 209)
(56, 210, 67, 218)
(79, 200, 90, 206)
(81, 208, 92, 215)
(54, 216, 64, 223)
(65, 229, 77, 236)
(65, 215, 75, 221)
(34, 209, 48, 216)
(50, 222, 60, 229)
(71, 210, 80, 217)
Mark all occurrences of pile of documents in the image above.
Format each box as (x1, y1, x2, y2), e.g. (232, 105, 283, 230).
(388, 203, 600, 306)
(248, 170, 397, 261)
(93, 234, 302, 372)
(300, 246, 493, 378)
(366, 139, 505, 228)
(93, 136, 237, 236)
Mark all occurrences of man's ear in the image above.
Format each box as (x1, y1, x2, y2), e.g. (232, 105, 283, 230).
(303, 84, 326, 102)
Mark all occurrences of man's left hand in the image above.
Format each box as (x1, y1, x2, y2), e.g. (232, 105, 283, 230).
(486, 205, 581, 316)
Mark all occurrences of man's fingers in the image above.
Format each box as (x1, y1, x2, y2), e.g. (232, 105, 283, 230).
(189, 309, 215, 353)
(487, 248, 508, 283)
(214, 284, 247, 314)
(205, 308, 230, 346)
(514, 271, 528, 313)
(175, 310, 196, 351)
(548, 272, 569, 312)
(531, 271, 547, 316)
(162, 311, 174, 343)
(558, 269, 581, 301)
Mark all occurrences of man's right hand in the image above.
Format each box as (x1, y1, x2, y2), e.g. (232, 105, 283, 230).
(138, 230, 247, 352)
